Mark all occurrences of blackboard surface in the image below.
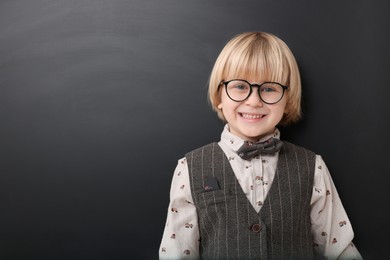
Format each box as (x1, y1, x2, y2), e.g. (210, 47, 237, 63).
(0, 0, 389, 259)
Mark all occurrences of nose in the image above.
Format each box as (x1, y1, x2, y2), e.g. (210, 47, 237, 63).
(245, 87, 263, 106)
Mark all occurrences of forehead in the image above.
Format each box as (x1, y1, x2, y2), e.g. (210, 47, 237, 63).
(222, 60, 285, 84)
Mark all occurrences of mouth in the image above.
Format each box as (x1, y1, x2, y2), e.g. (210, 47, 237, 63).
(239, 113, 265, 119)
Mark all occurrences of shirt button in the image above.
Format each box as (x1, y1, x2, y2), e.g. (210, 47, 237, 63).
(250, 223, 262, 233)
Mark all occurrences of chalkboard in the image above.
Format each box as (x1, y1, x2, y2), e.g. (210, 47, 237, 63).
(0, 0, 389, 259)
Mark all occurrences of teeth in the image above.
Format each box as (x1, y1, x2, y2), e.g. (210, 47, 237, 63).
(241, 113, 263, 119)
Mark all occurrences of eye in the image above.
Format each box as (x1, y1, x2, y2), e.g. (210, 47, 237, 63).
(260, 83, 282, 93)
(234, 84, 248, 90)
(227, 81, 250, 92)
(261, 87, 276, 92)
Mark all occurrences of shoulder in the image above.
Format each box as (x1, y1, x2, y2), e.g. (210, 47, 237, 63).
(184, 142, 220, 158)
(282, 140, 317, 154)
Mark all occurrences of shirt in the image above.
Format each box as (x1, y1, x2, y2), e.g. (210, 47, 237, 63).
(159, 125, 362, 260)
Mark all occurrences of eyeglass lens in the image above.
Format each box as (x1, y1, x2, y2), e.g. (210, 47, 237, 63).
(225, 80, 285, 104)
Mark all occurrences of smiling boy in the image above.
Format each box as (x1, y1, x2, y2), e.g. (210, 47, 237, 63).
(159, 32, 362, 260)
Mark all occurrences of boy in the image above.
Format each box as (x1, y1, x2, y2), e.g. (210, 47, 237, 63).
(159, 32, 362, 259)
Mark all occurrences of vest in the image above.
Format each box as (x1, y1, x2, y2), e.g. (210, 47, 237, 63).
(186, 141, 316, 260)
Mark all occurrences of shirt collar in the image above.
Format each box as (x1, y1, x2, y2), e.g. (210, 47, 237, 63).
(220, 124, 281, 152)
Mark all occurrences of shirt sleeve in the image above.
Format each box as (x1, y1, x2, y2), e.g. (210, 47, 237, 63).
(310, 155, 363, 260)
(159, 158, 200, 259)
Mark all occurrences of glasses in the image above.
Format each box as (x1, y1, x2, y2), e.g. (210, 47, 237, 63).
(219, 79, 288, 104)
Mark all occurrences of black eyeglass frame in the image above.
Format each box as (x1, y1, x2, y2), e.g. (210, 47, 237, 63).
(218, 79, 289, 104)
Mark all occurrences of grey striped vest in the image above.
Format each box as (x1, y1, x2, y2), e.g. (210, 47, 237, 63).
(186, 141, 316, 260)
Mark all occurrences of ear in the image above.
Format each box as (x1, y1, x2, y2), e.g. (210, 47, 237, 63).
(283, 99, 290, 114)
(284, 106, 289, 114)
(217, 103, 222, 109)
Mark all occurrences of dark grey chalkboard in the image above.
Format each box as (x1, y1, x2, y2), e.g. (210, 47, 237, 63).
(0, 0, 389, 259)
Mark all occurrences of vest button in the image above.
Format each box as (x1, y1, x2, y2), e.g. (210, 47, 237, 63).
(250, 223, 262, 233)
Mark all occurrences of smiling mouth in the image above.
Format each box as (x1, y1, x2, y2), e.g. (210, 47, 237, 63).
(240, 113, 265, 119)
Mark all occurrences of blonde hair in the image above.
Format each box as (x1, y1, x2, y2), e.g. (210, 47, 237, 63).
(208, 32, 302, 125)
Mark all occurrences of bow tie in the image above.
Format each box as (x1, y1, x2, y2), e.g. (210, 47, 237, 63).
(237, 138, 283, 160)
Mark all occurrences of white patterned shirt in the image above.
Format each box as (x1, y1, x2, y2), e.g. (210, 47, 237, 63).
(159, 125, 362, 259)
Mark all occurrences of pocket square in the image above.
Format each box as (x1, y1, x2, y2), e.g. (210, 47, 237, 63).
(204, 177, 220, 192)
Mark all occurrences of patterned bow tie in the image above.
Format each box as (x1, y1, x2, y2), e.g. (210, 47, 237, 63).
(237, 138, 284, 160)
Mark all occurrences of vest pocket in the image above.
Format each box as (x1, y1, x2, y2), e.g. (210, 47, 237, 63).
(196, 189, 233, 208)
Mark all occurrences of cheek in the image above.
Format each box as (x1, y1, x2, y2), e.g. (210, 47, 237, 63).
(268, 101, 288, 120)
(219, 98, 238, 118)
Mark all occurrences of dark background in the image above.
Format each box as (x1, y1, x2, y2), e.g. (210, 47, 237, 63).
(0, 0, 389, 259)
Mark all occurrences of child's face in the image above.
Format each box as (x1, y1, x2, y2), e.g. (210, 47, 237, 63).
(218, 77, 288, 142)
